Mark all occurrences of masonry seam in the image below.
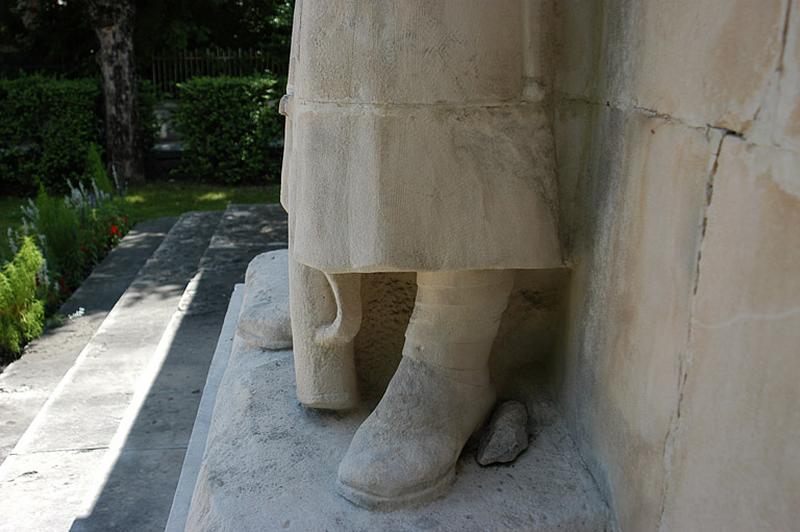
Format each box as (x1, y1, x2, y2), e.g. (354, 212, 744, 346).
(778, 0, 793, 74)
(556, 93, 710, 133)
(555, 93, 800, 156)
(656, 130, 730, 531)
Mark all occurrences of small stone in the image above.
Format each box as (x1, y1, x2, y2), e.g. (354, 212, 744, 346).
(476, 401, 529, 466)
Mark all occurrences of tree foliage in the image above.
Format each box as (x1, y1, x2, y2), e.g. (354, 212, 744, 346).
(0, 76, 155, 194)
(0, 76, 102, 194)
(0, 1, 97, 76)
(1, 0, 294, 78)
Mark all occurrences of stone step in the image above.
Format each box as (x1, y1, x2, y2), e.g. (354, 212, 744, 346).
(0, 211, 223, 532)
(0, 216, 177, 466)
(69, 204, 288, 532)
(166, 284, 245, 532)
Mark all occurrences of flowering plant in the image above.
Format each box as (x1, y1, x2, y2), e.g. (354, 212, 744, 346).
(9, 178, 130, 307)
(2, 142, 132, 361)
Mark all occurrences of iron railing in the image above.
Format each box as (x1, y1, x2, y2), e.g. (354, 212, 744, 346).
(150, 48, 286, 96)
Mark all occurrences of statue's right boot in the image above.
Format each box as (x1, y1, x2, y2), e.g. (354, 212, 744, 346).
(336, 270, 514, 509)
(288, 257, 361, 411)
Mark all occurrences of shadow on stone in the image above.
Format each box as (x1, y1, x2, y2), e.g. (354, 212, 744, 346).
(69, 205, 287, 532)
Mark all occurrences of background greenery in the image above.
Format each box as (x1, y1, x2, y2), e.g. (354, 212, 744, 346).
(0, 177, 131, 360)
(0, 76, 156, 195)
(1, 182, 281, 257)
(174, 76, 282, 184)
(0, 180, 279, 361)
(0, 1, 294, 78)
(0, 76, 101, 194)
(0, 237, 45, 356)
(123, 181, 280, 220)
(0, 0, 292, 361)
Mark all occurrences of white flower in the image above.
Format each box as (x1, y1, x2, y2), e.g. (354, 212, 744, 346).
(68, 307, 85, 320)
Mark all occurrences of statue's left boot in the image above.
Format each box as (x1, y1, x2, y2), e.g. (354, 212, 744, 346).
(336, 270, 514, 509)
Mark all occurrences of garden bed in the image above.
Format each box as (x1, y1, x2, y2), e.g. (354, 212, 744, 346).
(0, 180, 281, 363)
(1, 181, 130, 360)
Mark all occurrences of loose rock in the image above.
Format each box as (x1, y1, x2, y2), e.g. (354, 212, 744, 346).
(476, 401, 529, 466)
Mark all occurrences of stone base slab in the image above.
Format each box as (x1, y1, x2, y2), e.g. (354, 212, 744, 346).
(174, 288, 610, 531)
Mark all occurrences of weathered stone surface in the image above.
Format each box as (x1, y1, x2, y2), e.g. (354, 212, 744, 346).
(553, 0, 788, 132)
(354, 272, 418, 399)
(354, 269, 569, 402)
(236, 250, 292, 350)
(71, 448, 187, 532)
(633, 0, 786, 132)
(553, 101, 720, 530)
(184, 319, 610, 531)
(0, 448, 107, 532)
(660, 138, 800, 532)
(230, 253, 568, 417)
(289, 258, 362, 411)
(550, 1, 800, 527)
(293, 0, 525, 104)
(283, 0, 562, 274)
(774, 3, 800, 150)
(336, 271, 514, 509)
(286, 101, 562, 273)
(280, 0, 569, 509)
(477, 401, 530, 466)
(551, 0, 619, 102)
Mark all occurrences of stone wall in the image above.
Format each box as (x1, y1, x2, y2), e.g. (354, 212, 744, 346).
(353, 269, 568, 401)
(546, 0, 800, 530)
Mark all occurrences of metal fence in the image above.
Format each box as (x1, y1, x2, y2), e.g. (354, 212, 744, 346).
(150, 48, 286, 96)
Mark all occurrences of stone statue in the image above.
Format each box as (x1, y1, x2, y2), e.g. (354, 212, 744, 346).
(280, 0, 561, 509)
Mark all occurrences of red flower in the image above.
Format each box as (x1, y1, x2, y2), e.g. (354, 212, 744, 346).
(110, 224, 120, 236)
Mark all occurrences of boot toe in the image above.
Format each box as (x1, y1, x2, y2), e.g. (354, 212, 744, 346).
(337, 425, 457, 506)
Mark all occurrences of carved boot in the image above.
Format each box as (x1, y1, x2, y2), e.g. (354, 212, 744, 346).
(289, 257, 362, 410)
(336, 270, 514, 509)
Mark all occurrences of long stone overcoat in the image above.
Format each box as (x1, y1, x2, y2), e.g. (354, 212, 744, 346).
(281, 0, 561, 273)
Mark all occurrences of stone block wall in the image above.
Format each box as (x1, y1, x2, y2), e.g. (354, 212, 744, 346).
(544, 0, 800, 529)
(353, 269, 568, 401)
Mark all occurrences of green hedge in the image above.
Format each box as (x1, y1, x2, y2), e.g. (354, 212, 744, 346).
(174, 76, 282, 184)
(0, 76, 102, 195)
(0, 76, 156, 195)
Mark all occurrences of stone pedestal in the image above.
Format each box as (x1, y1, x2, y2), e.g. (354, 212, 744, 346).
(168, 252, 609, 531)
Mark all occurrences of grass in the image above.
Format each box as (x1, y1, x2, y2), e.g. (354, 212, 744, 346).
(123, 180, 281, 223)
(0, 180, 281, 259)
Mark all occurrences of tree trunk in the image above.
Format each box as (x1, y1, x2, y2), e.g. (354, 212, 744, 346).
(90, 0, 144, 187)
